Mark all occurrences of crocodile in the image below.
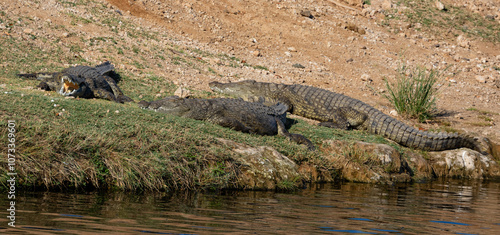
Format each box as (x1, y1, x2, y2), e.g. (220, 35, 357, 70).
(17, 61, 132, 103)
(138, 96, 315, 150)
(209, 80, 487, 153)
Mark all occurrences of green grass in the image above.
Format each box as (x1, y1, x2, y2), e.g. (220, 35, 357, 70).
(389, 0, 500, 42)
(384, 64, 441, 122)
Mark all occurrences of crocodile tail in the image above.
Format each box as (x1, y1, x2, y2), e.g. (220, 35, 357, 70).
(17, 72, 58, 80)
(366, 109, 484, 152)
(94, 61, 114, 75)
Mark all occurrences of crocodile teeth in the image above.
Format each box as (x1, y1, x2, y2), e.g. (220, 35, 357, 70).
(60, 77, 79, 95)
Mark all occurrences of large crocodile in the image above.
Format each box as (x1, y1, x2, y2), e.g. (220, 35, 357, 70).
(209, 80, 487, 153)
(138, 96, 315, 150)
(17, 61, 132, 103)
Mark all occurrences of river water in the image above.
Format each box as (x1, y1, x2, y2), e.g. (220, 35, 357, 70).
(1, 180, 499, 234)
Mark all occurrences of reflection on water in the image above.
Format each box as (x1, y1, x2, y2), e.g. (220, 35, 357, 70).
(1, 180, 499, 234)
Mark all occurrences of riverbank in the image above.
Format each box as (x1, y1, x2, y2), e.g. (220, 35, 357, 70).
(1, 86, 499, 191)
(1, 0, 499, 191)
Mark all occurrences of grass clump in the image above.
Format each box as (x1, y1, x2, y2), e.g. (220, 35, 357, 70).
(384, 64, 441, 122)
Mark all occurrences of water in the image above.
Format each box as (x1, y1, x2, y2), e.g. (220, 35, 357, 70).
(1, 180, 499, 234)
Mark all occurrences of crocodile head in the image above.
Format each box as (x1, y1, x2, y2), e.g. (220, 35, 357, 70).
(57, 74, 87, 97)
(138, 96, 190, 116)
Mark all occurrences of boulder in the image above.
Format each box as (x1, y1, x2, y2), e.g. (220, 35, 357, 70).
(428, 148, 500, 179)
(217, 138, 301, 190)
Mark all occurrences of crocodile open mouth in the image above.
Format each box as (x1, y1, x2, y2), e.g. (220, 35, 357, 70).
(63, 79, 79, 93)
(59, 76, 81, 96)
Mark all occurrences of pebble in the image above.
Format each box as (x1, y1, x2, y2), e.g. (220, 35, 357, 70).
(457, 35, 470, 48)
(475, 75, 487, 83)
(300, 10, 313, 19)
(23, 28, 33, 34)
(361, 73, 372, 82)
(382, 0, 393, 10)
(292, 63, 305, 69)
(174, 87, 192, 98)
(251, 50, 261, 57)
(287, 47, 297, 52)
(434, 0, 445, 11)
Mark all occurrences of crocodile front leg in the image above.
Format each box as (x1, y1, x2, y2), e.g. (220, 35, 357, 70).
(92, 88, 117, 102)
(276, 117, 315, 150)
(102, 75, 133, 103)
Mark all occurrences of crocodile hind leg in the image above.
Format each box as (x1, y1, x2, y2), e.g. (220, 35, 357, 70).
(275, 117, 315, 150)
(318, 107, 367, 130)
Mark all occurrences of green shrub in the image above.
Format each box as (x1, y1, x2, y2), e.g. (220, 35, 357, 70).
(384, 65, 441, 122)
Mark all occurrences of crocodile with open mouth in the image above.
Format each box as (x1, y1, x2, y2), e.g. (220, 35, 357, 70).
(17, 61, 132, 103)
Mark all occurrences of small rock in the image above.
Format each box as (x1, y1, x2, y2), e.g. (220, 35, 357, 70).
(251, 50, 261, 57)
(287, 47, 297, 52)
(457, 35, 470, 48)
(174, 87, 192, 98)
(346, 58, 354, 63)
(389, 110, 398, 117)
(23, 28, 33, 34)
(292, 63, 305, 69)
(434, 0, 445, 11)
(115, 110, 119, 114)
(284, 51, 292, 57)
(62, 32, 69, 38)
(300, 10, 314, 19)
(210, 58, 222, 65)
(382, 0, 392, 10)
(361, 73, 372, 82)
(475, 75, 487, 83)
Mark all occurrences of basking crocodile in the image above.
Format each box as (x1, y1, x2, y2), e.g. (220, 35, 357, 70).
(209, 80, 486, 153)
(138, 96, 315, 150)
(17, 61, 132, 103)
